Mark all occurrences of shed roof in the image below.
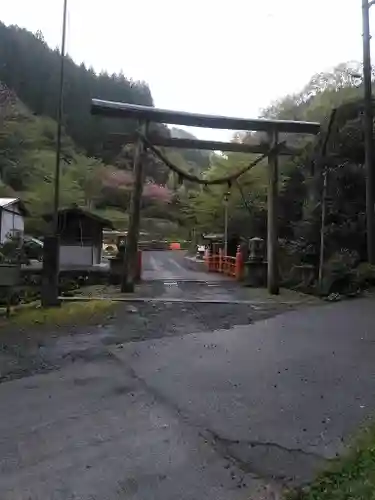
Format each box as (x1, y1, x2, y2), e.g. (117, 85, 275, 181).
(0, 197, 29, 216)
(0, 198, 18, 208)
(43, 207, 114, 229)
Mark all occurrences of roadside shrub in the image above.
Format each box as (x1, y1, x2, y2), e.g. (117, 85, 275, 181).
(279, 239, 318, 293)
(321, 249, 360, 296)
(0, 235, 29, 265)
(353, 262, 375, 289)
(59, 276, 86, 297)
(0, 272, 85, 306)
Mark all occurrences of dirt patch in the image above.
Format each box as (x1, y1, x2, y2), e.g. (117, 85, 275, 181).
(0, 301, 118, 384)
(0, 284, 317, 385)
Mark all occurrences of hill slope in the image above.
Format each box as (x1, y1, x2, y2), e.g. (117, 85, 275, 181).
(0, 22, 216, 240)
(0, 83, 192, 238)
(170, 127, 210, 170)
(0, 22, 152, 161)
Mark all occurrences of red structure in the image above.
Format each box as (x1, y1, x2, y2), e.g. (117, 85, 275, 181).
(205, 246, 244, 281)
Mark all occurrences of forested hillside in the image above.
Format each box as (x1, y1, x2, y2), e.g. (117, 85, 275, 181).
(0, 22, 211, 169)
(190, 62, 372, 292)
(0, 81, 193, 237)
(0, 22, 153, 160)
(0, 22, 206, 238)
(0, 17, 373, 291)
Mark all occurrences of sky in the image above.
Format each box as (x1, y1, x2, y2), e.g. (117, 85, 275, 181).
(1, 0, 374, 140)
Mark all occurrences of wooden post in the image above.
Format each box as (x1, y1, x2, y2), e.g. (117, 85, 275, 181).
(362, 0, 375, 264)
(224, 198, 228, 256)
(235, 246, 243, 281)
(316, 109, 336, 292)
(121, 123, 146, 293)
(41, 235, 61, 307)
(267, 130, 279, 295)
(318, 168, 328, 291)
(136, 249, 142, 282)
(218, 247, 223, 273)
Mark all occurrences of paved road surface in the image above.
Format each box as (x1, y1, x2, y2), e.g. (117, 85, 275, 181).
(1, 251, 375, 499)
(26, 250, 227, 283)
(114, 298, 375, 484)
(141, 250, 226, 282)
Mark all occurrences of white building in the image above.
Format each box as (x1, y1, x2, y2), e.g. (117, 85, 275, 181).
(0, 198, 27, 244)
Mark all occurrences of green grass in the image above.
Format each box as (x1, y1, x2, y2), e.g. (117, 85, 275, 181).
(0, 300, 117, 329)
(289, 423, 375, 500)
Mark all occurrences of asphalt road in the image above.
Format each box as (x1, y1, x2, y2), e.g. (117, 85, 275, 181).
(1, 251, 375, 498)
(114, 298, 375, 485)
(141, 250, 226, 282)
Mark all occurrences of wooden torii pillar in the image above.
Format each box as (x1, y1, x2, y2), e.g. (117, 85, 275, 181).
(267, 129, 279, 295)
(90, 99, 320, 295)
(121, 123, 146, 293)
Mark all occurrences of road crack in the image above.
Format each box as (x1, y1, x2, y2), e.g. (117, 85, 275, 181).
(203, 429, 325, 487)
(208, 430, 324, 459)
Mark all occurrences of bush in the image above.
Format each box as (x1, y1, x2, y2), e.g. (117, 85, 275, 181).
(321, 249, 360, 296)
(59, 277, 81, 297)
(353, 262, 375, 289)
(0, 235, 29, 265)
(0, 271, 88, 306)
(279, 240, 317, 293)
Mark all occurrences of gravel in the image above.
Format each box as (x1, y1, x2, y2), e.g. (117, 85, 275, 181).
(0, 297, 293, 384)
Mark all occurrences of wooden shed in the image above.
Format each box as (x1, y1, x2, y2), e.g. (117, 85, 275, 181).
(0, 198, 28, 243)
(44, 207, 114, 267)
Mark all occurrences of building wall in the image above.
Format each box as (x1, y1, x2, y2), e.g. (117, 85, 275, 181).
(93, 243, 102, 265)
(59, 214, 100, 243)
(59, 245, 94, 267)
(0, 204, 24, 243)
(58, 213, 104, 265)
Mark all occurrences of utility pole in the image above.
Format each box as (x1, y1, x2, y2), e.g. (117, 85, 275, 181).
(223, 191, 229, 255)
(317, 109, 336, 292)
(362, 0, 375, 264)
(53, 0, 68, 234)
(318, 169, 328, 290)
(121, 123, 147, 293)
(41, 0, 68, 307)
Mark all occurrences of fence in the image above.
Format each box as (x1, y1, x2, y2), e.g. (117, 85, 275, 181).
(204, 247, 244, 281)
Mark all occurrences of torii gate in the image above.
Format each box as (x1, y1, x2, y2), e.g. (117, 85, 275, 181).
(91, 99, 320, 294)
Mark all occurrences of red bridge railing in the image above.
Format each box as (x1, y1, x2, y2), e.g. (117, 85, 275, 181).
(204, 247, 244, 281)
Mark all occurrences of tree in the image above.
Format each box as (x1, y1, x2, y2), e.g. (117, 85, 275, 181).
(184, 61, 372, 277)
(0, 22, 153, 162)
(142, 183, 173, 204)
